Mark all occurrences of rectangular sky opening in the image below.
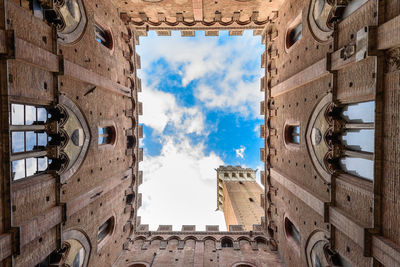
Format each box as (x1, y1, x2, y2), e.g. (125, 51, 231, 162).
(137, 30, 265, 231)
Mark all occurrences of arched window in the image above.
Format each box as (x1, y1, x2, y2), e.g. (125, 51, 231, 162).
(284, 217, 300, 248)
(221, 238, 233, 248)
(98, 217, 114, 243)
(98, 126, 115, 145)
(308, 0, 368, 42)
(309, 240, 352, 267)
(10, 103, 49, 180)
(285, 124, 300, 145)
(36, 230, 90, 267)
(286, 13, 302, 49)
(287, 23, 302, 48)
(95, 24, 113, 49)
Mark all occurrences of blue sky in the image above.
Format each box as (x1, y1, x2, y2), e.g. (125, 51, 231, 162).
(137, 30, 264, 230)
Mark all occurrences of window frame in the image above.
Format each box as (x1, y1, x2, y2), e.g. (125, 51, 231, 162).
(97, 216, 115, 251)
(221, 237, 233, 248)
(284, 215, 301, 255)
(94, 22, 114, 51)
(98, 121, 117, 149)
(10, 103, 49, 181)
(284, 121, 301, 149)
(285, 12, 303, 52)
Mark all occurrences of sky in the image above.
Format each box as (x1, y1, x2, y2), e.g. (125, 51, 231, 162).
(136, 30, 265, 231)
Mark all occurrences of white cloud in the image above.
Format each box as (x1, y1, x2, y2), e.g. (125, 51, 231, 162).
(138, 136, 226, 230)
(235, 146, 246, 159)
(137, 30, 264, 118)
(139, 86, 205, 136)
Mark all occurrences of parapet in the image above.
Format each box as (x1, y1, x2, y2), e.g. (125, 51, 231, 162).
(135, 224, 262, 233)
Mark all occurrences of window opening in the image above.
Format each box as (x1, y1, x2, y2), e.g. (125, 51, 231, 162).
(286, 23, 302, 49)
(97, 217, 114, 243)
(334, 101, 375, 180)
(126, 193, 134, 205)
(249, 198, 254, 202)
(10, 104, 49, 180)
(286, 125, 300, 144)
(285, 217, 301, 246)
(95, 24, 112, 49)
(340, 157, 373, 181)
(98, 126, 115, 145)
(221, 238, 233, 248)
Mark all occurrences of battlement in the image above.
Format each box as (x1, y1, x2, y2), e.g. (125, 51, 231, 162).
(135, 224, 264, 234)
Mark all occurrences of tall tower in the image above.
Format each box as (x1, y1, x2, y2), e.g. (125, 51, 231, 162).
(216, 166, 264, 231)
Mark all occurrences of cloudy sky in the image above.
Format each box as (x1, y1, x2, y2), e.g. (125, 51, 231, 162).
(137, 30, 265, 231)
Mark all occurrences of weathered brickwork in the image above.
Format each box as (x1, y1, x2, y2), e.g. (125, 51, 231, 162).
(0, 0, 399, 266)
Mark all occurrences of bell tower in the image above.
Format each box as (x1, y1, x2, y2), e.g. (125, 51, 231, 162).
(216, 166, 264, 231)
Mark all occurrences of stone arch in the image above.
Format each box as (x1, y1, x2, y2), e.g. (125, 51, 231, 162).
(134, 236, 146, 241)
(40, 0, 88, 44)
(232, 262, 257, 267)
(128, 262, 149, 267)
(254, 236, 268, 243)
(202, 236, 217, 242)
(305, 93, 333, 184)
(167, 235, 181, 241)
(237, 236, 251, 242)
(219, 236, 234, 242)
(305, 230, 329, 267)
(184, 236, 198, 241)
(58, 95, 90, 183)
(150, 236, 164, 242)
(62, 229, 91, 267)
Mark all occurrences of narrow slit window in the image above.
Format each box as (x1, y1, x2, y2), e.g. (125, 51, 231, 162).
(94, 24, 112, 49)
(286, 23, 302, 49)
(285, 217, 301, 247)
(97, 217, 114, 243)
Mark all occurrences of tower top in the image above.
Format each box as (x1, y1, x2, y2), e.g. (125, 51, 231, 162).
(216, 166, 257, 211)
